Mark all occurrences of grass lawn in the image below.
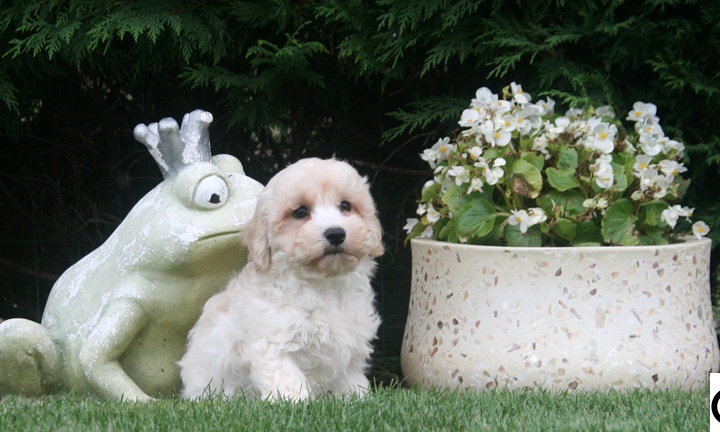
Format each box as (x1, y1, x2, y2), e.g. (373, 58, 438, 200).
(0, 384, 709, 431)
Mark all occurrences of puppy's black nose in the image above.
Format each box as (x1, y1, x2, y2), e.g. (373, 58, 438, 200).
(324, 227, 346, 246)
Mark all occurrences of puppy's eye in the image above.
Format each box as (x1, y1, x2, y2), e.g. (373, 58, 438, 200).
(292, 206, 309, 219)
(340, 201, 352, 212)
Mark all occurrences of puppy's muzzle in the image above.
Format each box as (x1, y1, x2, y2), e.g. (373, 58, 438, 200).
(324, 227, 346, 249)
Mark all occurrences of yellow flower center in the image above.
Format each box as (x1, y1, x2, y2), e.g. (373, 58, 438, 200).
(441, 145, 447, 153)
(600, 132, 608, 140)
(494, 132, 501, 139)
(635, 111, 642, 117)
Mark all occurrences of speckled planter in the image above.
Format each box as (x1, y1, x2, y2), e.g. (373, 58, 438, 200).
(401, 237, 719, 392)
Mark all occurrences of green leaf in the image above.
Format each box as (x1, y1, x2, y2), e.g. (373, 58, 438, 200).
(638, 200, 669, 227)
(572, 220, 603, 246)
(610, 162, 628, 192)
(638, 227, 668, 245)
(553, 217, 577, 241)
(437, 219, 457, 243)
(441, 185, 471, 213)
(546, 167, 580, 191)
(509, 159, 543, 199)
(455, 196, 497, 238)
(536, 190, 587, 217)
(601, 198, 639, 246)
(505, 223, 542, 247)
(521, 151, 545, 171)
(421, 181, 442, 202)
(557, 148, 579, 171)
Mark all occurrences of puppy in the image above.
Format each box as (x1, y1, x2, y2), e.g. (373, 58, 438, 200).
(179, 158, 384, 401)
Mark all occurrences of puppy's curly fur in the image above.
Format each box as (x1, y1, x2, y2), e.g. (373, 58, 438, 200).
(179, 158, 383, 401)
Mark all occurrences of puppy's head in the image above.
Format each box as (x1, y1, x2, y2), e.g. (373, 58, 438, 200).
(243, 158, 384, 277)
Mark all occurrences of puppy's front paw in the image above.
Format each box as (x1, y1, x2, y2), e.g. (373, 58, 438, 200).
(264, 380, 310, 403)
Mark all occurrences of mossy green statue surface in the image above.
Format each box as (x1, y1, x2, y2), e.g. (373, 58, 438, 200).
(0, 110, 262, 401)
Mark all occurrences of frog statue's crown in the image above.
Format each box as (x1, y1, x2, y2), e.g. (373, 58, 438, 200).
(133, 109, 213, 179)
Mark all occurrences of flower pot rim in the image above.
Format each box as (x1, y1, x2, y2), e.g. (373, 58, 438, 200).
(410, 236, 709, 253)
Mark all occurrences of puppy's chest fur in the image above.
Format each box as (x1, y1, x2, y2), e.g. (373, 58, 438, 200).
(237, 269, 379, 373)
(273, 280, 375, 358)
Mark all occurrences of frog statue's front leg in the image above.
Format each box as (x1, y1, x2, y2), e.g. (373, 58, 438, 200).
(77, 297, 153, 401)
(0, 318, 60, 396)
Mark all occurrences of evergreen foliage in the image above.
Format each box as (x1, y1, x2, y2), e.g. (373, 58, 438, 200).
(0, 0, 719, 324)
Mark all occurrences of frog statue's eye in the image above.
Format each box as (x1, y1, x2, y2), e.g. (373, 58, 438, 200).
(194, 175, 228, 209)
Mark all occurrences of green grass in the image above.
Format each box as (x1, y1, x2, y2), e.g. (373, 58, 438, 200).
(0, 385, 709, 432)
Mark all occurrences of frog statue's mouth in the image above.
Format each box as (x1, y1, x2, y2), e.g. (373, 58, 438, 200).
(199, 230, 242, 242)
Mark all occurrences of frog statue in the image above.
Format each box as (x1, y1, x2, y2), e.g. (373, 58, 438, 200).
(0, 110, 263, 401)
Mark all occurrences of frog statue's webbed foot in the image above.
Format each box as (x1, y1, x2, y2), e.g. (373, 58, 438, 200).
(0, 319, 60, 396)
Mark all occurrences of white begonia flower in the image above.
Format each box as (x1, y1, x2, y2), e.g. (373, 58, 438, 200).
(532, 135, 551, 159)
(639, 168, 658, 192)
(471, 87, 494, 106)
(527, 207, 547, 225)
(660, 137, 685, 155)
(507, 207, 545, 234)
(638, 168, 672, 199)
(582, 197, 609, 211)
(468, 177, 484, 194)
(592, 154, 614, 189)
(479, 120, 511, 147)
(535, 97, 555, 116)
(626, 101, 659, 124)
(403, 218, 420, 233)
(658, 159, 687, 181)
(631, 190, 645, 201)
(660, 206, 680, 228)
(419, 225, 434, 238)
(421, 137, 452, 168)
(565, 107, 585, 121)
(510, 82, 531, 104)
(498, 114, 517, 132)
(507, 209, 532, 233)
(661, 205, 693, 229)
(426, 203, 441, 223)
(426, 137, 454, 164)
(692, 221, 710, 239)
(633, 154, 654, 175)
(583, 198, 597, 209)
(448, 165, 470, 186)
(416, 203, 427, 216)
(588, 122, 617, 154)
(639, 133, 663, 156)
(514, 107, 541, 135)
(421, 148, 440, 168)
(468, 146, 483, 160)
(549, 116, 570, 134)
(460, 109, 482, 128)
(483, 158, 506, 185)
(637, 121, 663, 137)
(595, 106, 615, 118)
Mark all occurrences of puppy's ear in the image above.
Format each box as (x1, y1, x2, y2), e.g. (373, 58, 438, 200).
(243, 193, 272, 272)
(368, 212, 385, 257)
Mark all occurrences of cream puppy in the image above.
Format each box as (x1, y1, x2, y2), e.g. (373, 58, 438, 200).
(179, 158, 384, 401)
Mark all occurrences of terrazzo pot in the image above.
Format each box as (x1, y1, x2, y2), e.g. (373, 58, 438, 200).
(401, 237, 719, 392)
